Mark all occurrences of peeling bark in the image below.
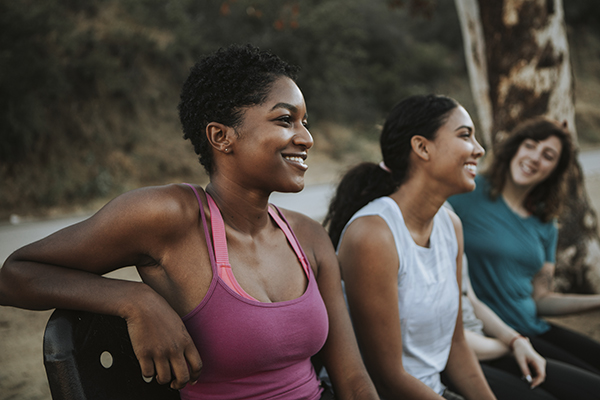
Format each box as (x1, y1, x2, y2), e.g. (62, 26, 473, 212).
(455, 0, 494, 147)
(455, 0, 600, 293)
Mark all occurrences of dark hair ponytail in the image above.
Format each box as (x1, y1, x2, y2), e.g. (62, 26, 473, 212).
(323, 94, 459, 248)
(323, 163, 397, 248)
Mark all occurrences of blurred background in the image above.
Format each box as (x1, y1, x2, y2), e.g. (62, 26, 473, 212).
(2, 0, 599, 221)
(2, 1, 600, 399)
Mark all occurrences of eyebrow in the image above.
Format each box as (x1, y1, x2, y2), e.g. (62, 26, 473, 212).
(455, 125, 473, 133)
(270, 102, 308, 119)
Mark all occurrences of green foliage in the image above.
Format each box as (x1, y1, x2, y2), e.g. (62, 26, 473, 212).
(117, 0, 465, 124)
(1, 0, 598, 216)
(0, 0, 69, 163)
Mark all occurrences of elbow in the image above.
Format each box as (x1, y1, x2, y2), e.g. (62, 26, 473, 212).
(370, 368, 412, 399)
(0, 253, 32, 307)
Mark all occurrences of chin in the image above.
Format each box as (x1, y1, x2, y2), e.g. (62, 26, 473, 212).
(279, 181, 305, 193)
(456, 180, 477, 195)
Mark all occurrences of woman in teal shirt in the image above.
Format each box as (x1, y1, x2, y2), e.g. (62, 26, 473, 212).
(449, 117, 600, 384)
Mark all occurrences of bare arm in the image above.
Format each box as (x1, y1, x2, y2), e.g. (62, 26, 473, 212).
(533, 262, 600, 316)
(286, 212, 378, 400)
(443, 211, 496, 400)
(0, 185, 203, 389)
(463, 330, 509, 360)
(464, 261, 546, 387)
(339, 216, 444, 399)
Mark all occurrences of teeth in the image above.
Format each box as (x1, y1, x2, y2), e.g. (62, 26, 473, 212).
(521, 163, 534, 174)
(285, 156, 305, 165)
(465, 164, 477, 174)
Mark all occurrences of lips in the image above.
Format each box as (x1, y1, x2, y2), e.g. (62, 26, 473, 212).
(283, 154, 308, 170)
(464, 163, 477, 175)
(520, 162, 536, 175)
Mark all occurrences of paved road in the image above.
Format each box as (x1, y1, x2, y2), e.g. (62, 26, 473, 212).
(1, 148, 599, 264)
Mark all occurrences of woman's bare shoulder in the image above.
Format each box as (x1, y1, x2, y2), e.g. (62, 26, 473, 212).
(95, 183, 204, 235)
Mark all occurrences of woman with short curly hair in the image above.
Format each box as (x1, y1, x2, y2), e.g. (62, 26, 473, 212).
(0, 44, 378, 400)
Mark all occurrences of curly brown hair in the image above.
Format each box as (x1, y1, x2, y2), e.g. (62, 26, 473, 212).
(485, 117, 574, 222)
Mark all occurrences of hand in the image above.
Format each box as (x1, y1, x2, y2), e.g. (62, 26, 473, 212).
(512, 337, 546, 388)
(124, 291, 202, 390)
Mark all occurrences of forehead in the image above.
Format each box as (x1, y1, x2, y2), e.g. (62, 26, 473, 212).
(263, 77, 305, 109)
(442, 106, 473, 129)
(523, 135, 562, 152)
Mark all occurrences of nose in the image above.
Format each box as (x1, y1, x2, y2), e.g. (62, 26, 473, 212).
(529, 149, 543, 164)
(294, 125, 314, 150)
(473, 137, 485, 159)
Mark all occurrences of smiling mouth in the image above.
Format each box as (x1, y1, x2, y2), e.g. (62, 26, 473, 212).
(520, 163, 536, 174)
(283, 155, 308, 169)
(465, 164, 477, 174)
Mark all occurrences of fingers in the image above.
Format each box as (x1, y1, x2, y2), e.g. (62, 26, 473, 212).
(154, 356, 173, 386)
(514, 354, 532, 385)
(138, 357, 156, 383)
(169, 356, 190, 390)
(528, 357, 547, 388)
(168, 344, 203, 389)
(516, 352, 547, 389)
(186, 345, 203, 384)
(139, 344, 203, 389)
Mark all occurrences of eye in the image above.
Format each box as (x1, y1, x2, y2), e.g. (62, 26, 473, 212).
(543, 152, 557, 161)
(277, 115, 292, 125)
(302, 120, 310, 130)
(523, 140, 536, 149)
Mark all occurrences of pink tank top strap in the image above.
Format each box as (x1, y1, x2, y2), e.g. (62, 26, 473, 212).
(183, 183, 216, 271)
(205, 193, 312, 301)
(267, 205, 311, 278)
(206, 193, 258, 301)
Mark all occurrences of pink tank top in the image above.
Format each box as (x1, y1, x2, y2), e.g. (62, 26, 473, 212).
(180, 185, 329, 400)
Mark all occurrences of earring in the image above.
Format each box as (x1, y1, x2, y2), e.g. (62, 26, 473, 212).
(224, 148, 229, 152)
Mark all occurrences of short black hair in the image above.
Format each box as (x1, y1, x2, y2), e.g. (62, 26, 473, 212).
(178, 44, 299, 174)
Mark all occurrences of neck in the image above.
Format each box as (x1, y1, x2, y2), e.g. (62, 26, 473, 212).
(389, 176, 447, 242)
(501, 178, 531, 216)
(205, 179, 272, 235)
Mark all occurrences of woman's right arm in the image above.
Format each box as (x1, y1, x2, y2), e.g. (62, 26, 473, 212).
(0, 185, 202, 389)
(338, 216, 444, 400)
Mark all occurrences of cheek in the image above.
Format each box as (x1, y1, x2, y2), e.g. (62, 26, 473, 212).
(541, 160, 559, 177)
(509, 156, 520, 172)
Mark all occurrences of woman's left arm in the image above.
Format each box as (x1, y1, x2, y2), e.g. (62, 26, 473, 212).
(444, 211, 496, 400)
(290, 212, 378, 400)
(533, 262, 600, 316)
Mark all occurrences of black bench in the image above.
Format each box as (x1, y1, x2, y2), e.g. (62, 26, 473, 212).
(43, 309, 181, 400)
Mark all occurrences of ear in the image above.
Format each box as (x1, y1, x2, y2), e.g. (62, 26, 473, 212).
(206, 122, 235, 154)
(411, 135, 430, 161)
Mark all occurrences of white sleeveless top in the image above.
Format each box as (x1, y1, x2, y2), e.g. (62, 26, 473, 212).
(340, 197, 459, 395)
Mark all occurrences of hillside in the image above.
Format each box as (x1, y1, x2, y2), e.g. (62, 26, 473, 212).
(1, 0, 600, 220)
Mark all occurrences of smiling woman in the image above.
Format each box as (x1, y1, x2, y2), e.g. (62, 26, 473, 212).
(449, 117, 600, 399)
(0, 44, 378, 400)
(323, 94, 495, 400)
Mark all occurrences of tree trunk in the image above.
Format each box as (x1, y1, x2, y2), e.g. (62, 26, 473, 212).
(455, 0, 600, 293)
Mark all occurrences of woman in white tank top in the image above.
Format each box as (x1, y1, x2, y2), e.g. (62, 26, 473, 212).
(324, 95, 494, 400)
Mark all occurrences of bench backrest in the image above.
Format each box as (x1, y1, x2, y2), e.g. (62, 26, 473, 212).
(43, 309, 181, 400)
